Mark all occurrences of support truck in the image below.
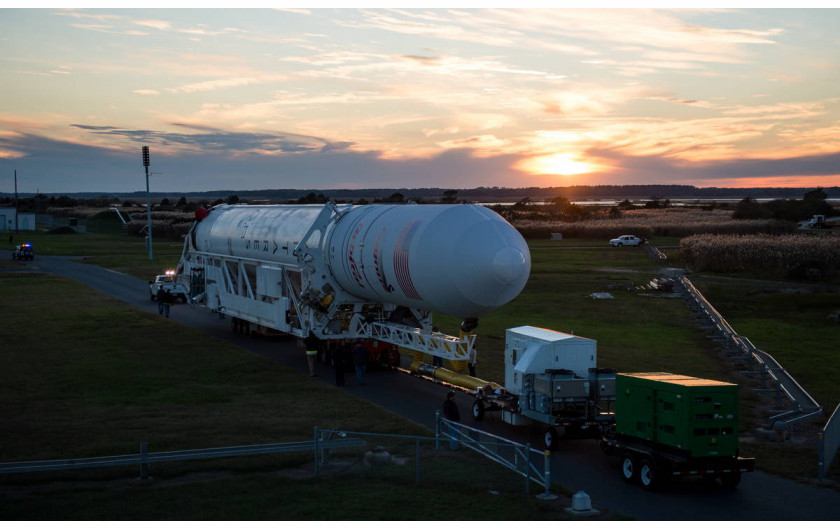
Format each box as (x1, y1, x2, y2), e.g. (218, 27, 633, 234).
(601, 372, 755, 490)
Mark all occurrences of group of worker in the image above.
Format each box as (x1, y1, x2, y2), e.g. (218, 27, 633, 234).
(304, 333, 370, 387)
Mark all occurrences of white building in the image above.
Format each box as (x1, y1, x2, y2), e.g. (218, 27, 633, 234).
(0, 208, 36, 231)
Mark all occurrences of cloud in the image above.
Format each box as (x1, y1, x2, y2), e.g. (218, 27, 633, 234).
(134, 19, 172, 31)
(585, 147, 840, 185)
(67, 123, 350, 155)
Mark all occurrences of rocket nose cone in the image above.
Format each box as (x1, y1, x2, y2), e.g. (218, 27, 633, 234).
(493, 246, 528, 284)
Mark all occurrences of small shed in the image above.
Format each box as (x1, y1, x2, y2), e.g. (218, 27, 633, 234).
(0, 208, 36, 231)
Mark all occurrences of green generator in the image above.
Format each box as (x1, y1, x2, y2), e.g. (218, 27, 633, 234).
(615, 372, 740, 458)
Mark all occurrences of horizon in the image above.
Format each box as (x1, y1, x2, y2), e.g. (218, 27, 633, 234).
(3, 183, 838, 199)
(2, 7, 840, 193)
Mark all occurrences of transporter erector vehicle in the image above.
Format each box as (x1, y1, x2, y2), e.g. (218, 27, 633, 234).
(175, 202, 531, 359)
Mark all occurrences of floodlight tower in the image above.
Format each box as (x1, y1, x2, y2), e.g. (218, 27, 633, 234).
(142, 146, 153, 260)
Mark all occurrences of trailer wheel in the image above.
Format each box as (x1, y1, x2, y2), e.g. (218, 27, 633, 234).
(543, 427, 558, 450)
(639, 458, 658, 491)
(471, 399, 485, 421)
(717, 472, 741, 489)
(621, 453, 636, 482)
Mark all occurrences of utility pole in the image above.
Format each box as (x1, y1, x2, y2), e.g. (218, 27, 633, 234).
(14, 169, 18, 234)
(142, 146, 153, 260)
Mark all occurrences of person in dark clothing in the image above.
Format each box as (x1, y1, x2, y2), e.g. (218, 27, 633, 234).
(442, 390, 461, 449)
(334, 341, 349, 387)
(303, 332, 320, 377)
(161, 289, 173, 318)
(157, 286, 166, 315)
(352, 341, 369, 385)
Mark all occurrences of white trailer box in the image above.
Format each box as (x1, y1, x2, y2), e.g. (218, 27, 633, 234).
(504, 326, 597, 394)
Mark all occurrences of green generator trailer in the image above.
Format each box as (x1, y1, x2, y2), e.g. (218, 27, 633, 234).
(602, 372, 755, 490)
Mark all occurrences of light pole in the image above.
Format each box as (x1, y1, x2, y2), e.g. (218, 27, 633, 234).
(142, 146, 153, 260)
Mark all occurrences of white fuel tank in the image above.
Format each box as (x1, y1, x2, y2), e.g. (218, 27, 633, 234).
(191, 203, 530, 318)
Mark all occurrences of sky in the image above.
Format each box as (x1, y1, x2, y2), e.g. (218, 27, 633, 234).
(1, 6, 839, 194)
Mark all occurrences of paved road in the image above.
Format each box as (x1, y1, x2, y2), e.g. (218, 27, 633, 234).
(5, 251, 840, 520)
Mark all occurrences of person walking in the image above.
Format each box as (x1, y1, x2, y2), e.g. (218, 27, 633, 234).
(352, 341, 369, 385)
(157, 286, 166, 315)
(161, 289, 173, 318)
(442, 390, 461, 450)
(304, 332, 320, 377)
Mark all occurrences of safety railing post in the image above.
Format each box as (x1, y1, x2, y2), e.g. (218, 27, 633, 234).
(544, 451, 551, 495)
(313, 426, 319, 477)
(139, 442, 149, 480)
(435, 410, 441, 450)
(818, 430, 825, 480)
(525, 443, 531, 496)
(415, 438, 421, 485)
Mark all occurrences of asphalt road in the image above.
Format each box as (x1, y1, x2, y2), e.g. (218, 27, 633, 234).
(5, 251, 840, 520)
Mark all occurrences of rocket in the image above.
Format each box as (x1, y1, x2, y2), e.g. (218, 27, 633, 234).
(189, 203, 530, 319)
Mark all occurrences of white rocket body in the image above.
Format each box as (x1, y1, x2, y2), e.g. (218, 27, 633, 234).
(191, 203, 529, 318)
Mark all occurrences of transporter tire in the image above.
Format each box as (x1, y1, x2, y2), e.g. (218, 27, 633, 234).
(717, 472, 741, 489)
(471, 399, 485, 421)
(543, 427, 558, 450)
(621, 453, 636, 482)
(639, 458, 658, 491)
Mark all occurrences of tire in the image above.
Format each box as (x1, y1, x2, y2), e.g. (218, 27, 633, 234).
(617, 242, 623, 247)
(544, 427, 558, 451)
(621, 453, 636, 482)
(179, 294, 187, 303)
(717, 472, 741, 489)
(639, 458, 658, 491)
(471, 399, 485, 421)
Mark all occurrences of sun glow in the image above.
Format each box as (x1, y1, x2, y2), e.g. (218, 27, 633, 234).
(517, 154, 595, 176)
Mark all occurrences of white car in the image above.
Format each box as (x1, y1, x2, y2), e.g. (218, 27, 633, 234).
(609, 235, 646, 247)
(149, 272, 189, 302)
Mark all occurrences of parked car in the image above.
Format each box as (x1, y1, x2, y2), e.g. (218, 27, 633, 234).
(609, 235, 646, 247)
(149, 272, 189, 302)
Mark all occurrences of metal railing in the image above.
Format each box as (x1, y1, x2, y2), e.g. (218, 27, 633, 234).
(677, 275, 822, 430)
(819, 403, 840, 480)
(315, 419, 554, 498)
(0, 439, 365, 479)
(436, 412, 554, 497)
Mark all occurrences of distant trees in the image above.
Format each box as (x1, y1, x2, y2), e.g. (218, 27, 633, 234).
(732, 188, 836, 221)
(441, 190, 458, 203)
(296, 192, 329, 204)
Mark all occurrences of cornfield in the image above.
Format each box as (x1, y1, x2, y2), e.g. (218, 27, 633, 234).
(680, 232, 840, 280)
(509, 208, 795, 239)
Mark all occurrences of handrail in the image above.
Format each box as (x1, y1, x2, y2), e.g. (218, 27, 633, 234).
(677, 275, 822, 429)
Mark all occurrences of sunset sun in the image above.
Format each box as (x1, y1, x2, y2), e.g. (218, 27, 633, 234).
(517, 154, 595, 176)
